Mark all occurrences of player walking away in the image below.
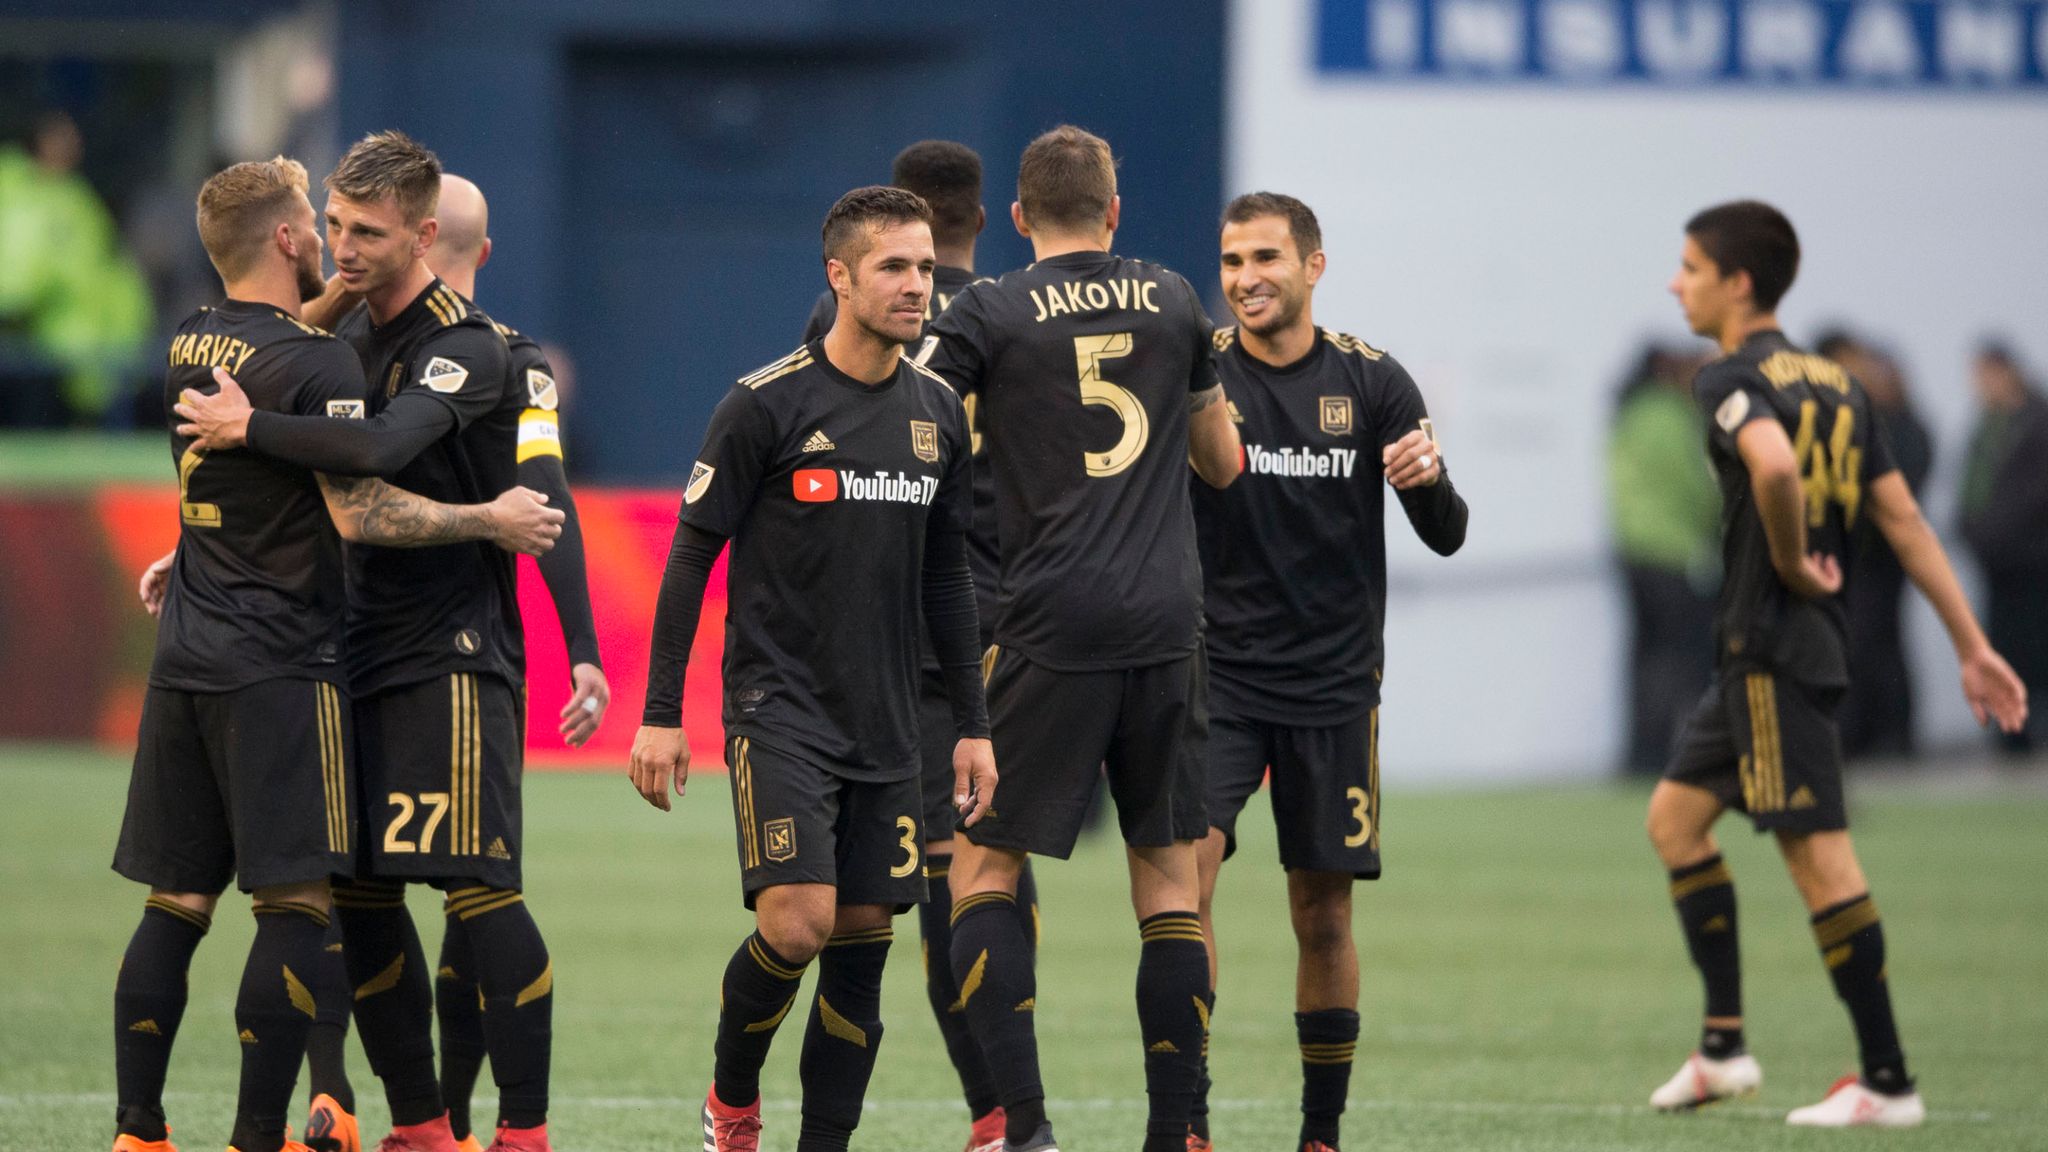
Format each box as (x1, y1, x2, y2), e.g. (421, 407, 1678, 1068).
(798, 140, 1037, 1152)
(113, 157, 560, 1152)
(1188, 193, 1468, 1152)
(174, 132, 568, 1152)
(923, 126, 1244, 1152)
(1647, 200, 2027, 1127)
(627, 186, 996, 1152)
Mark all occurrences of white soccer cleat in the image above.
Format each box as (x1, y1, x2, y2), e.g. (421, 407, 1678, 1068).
(1785, 1075, 1926, 1128)
(1650, 1051, 1763, 1110)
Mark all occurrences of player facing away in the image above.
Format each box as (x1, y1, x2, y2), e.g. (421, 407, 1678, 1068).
(923, 126, 1244, 1152)
(174, 132, 571, 1152)
(628, 186, 997, 1152)
(112, 156, 560, 1152)
(1648, 200, 2027, 1126)
(1188, 193, 1468, 1152)
(798, 140, 1038, 1152)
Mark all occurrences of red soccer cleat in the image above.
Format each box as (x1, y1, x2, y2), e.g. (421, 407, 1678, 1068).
(1185, 1132, 1213, 1152)
(482, 1123, 550, 1152)
(701, 1085, 763, 1152)
(966, 1107, 1007, 1152)
(374, 1113, 461, 1152)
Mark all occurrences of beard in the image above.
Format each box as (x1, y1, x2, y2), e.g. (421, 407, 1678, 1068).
(1240, 287, 1305, 337)
(295, 249, 327, 302)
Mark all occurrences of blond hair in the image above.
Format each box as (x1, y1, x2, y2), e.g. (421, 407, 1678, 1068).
(325, 130, 442, 224)
(196, 155, 311, 280)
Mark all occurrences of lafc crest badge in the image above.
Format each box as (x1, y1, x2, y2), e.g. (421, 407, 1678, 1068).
(420, 356, 468, 394)
(910, 420, 939, 463)
(526, 368, 558, 410)
(1319, 395, 1354, 436)
(684, 461, 715, 505)
(326, 399, 365, 419)
(763, 817, 797, 863)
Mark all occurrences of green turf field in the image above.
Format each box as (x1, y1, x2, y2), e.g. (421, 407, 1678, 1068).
(4, 744, 2045, 1152)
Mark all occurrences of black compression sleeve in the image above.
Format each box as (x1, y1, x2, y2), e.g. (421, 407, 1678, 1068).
(922, 525, 990, 740)
(245, 391, 455, 477)
(641, 522, 726, 727)
(1396, 467, 1470, 557)
(517, 453, 601, 668)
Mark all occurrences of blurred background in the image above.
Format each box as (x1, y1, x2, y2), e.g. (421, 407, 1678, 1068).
(2, 0, 2045, 779)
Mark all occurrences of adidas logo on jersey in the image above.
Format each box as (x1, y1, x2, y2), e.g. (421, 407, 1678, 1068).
(1243, 444, 1360, 479)
(487, 837, 512, 860)
(802, 429, 836, 453)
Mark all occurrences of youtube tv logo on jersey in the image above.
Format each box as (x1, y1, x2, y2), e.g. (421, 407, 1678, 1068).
(793, 469, 838, 502)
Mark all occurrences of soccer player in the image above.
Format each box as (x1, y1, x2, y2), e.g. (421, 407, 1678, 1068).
(800, 140, 1036, 1152)
(175, 132, 566, 1152)
(1189, 193, 1468, 1152)
(922, 125, 1244, 1152)
(627, 185, 996, 1152)
(1648, 200, 2027, 1126)
(113, 156, 560, 1152)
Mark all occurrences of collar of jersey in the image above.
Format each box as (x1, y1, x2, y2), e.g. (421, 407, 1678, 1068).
(370, 277, 452, 335)
(1236, 327, 1328, 378)
(807, 337, 903, 394)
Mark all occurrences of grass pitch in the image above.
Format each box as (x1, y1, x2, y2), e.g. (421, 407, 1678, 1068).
(3, 744, 2045, 1151)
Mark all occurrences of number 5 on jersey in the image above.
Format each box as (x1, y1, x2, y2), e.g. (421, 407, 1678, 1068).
(1074, 333, 1146, 477)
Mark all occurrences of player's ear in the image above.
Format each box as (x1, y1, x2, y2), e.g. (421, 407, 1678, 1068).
(1010, 201, 1029, 239)
(973, 204, 987, 237)
(1304, 248, 1327, 287)
(1104, 195, 1121, 236)
(825, 256, 851, 300)
(476, 236, 492, 272)
(413, 217, 438, 260)
(274, 220, 297, 260)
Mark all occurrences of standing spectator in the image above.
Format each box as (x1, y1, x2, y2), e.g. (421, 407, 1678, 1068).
(1610, 344, 1721, 773)
(1960, 342, 2048, 755)
(1817, 331, 1933, 759)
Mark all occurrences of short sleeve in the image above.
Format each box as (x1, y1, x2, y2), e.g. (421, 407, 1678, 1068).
(406, 324, 510, 431)
(923, 283, 991, 396)
(679, 386, 779, 537)
(1371, 355, 1432, 450)
(1862, 397, 1899, 483)
(1183, 279, 1220, 394)
(278, 338, 371, 418)
(1693, 362, 1774, 455)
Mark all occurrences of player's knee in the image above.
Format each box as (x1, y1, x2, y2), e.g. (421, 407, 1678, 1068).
(1287, 875, 1352, 953)
(148, 888, 220, 919)
(756, 902, 835, 964)
(251, 879, 331, 914)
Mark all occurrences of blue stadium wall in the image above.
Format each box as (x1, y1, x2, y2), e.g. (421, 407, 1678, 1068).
(335, 0, 1226, 481)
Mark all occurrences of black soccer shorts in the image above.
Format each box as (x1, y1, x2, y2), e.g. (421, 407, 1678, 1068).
(726, 734, 928, 912)
(963, 647, 1209, 859)
(353, 672, 526, 889)
(114, 679, 356, 894)
(917, 663, 968, 842)
(1665, 668, 1848, 833)
(1208, 707, 1382, 879)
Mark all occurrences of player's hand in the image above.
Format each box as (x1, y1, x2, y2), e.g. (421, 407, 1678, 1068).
(628, 724, 690, 811)
(303, 273, 362, 331)
(953, 737, 997, 827)
(1382, 428, 1442, 490)
(558, 662, 610, 746)
(138, 549, 176, 617)
(1780, 551, 1843, 600)
(485, 486, 564, 556)
(173, 368, 254, 450)
(1960, 644, 2028, 734)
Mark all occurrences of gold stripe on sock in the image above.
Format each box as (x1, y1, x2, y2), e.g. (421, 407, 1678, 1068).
(354, 952, 404, 1000)
(453, 892, 525, 921)
(1669, 860, 1735, 902)
(746, 936, 806, 982)
(816, 996, 870, 1047)
(284, 965, 318, 1019)
(827, 927, 895, 947)
(953, 948, 987, 1010)
(1814, 897, 1881, 950)
(145, 896, 212, 932)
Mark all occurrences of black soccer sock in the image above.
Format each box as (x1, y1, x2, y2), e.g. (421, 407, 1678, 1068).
(1668, 855, 1743, 1053)
(333, 881, 444, 1126)
(114, 896, 211, 1140)
(919, 861, 1001, 1118)
(1297, 1008, 1359, 1148)
(713, 932, 811, 1108)
(435, 892, 488, 1138)
(304, 915, 355, 1115)
(228, 901, 330, 1152)
(1189, 988, 1215, 1140)
(950, 891, 1045, 1144)
(1014, 858, 1041, 956)
(795, 927, 893, 1151)
(450, 887, 552, 1130)
(1811, 893, 1911, 1093)
(1135, 912, 1208, 1152)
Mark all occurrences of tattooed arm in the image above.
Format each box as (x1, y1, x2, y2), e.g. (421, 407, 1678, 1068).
(316, 474, 564, 555)
(1188, 383, 1243, 488)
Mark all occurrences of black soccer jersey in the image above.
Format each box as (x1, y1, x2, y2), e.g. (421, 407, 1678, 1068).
(681, 340, 973, 781)
(151, 300, 366, 692)
(924, 250, 1217, 670)
(1695, 330, 1898, 686)
(334, 280, 523, 696)
(802, 265, 999, 641)
(1193, 328, 1469, 724)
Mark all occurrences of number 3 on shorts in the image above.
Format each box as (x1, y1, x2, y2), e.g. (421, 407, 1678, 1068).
(1344, 786, 1372, 848)
(890, 815, 919, 878)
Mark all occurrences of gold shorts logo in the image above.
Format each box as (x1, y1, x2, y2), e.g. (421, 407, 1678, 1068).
(764, 817, 797, 863)
(1319, 396, 1354, 436)
(454, 629, 481, 655)
(910, 420, 940, 463)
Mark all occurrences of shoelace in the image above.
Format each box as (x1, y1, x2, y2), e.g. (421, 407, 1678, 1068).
(710, 1110, 763, 1152)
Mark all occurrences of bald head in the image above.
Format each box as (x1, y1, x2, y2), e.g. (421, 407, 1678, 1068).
(427, 174, 490, 282)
